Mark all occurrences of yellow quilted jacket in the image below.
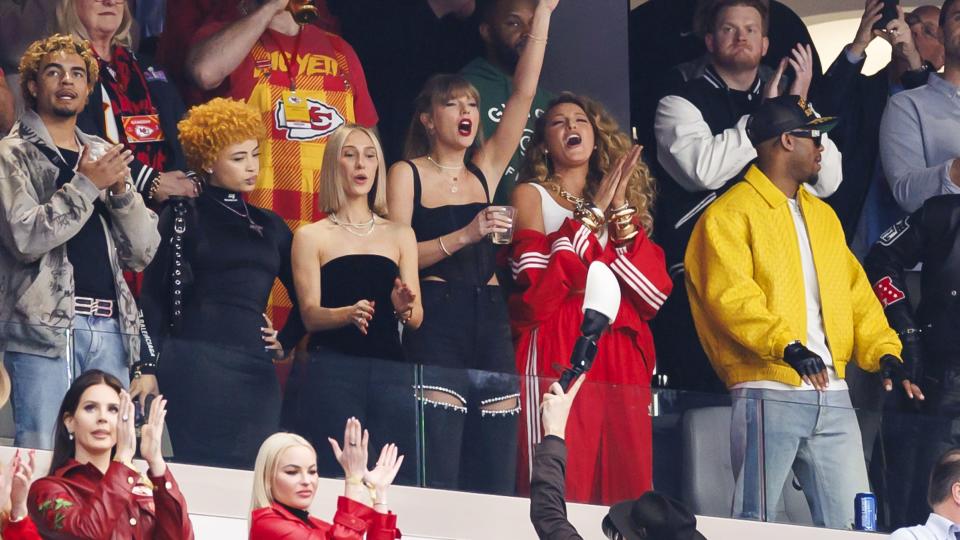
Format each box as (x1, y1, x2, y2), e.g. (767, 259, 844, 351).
(684, 165, 901, 388)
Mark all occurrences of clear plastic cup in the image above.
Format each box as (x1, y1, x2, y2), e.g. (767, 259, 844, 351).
(489, 205, 517, 245)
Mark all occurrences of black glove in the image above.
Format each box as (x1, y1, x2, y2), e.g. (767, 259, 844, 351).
(783, 342, 827, 379)
(897, 330, 924, 383)
(880, 354, 914, 385)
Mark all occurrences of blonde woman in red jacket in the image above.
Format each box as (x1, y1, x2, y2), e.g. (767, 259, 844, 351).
(249, 418, 403, 539)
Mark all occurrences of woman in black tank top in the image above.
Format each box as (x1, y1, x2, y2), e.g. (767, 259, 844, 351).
(283, 125, 423, 484)
(384, 0, 558, 494)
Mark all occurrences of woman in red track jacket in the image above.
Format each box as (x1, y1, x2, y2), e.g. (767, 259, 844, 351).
(249, 418, 402, 539)
(509, 93, 672, 505)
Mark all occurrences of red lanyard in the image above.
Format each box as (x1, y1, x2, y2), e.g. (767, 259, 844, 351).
(264, 28, 304, 91)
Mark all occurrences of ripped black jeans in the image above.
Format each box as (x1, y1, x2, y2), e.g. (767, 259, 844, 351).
(403, 281, 520, 495)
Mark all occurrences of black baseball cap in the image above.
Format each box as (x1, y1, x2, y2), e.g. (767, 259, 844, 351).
(745, 95, 839, 147)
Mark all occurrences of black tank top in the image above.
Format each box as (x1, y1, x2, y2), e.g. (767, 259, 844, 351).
(308, 254, 402, 360)
(406, 160, 497, 286)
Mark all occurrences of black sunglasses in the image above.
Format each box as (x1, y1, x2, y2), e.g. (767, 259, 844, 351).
(788, 129, 823, 147)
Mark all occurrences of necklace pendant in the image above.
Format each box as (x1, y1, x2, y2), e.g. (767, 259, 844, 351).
(249, 223, 264, 237)
(451, 185, 458, 193)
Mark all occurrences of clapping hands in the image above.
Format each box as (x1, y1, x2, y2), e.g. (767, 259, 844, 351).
(328, 417, 404, 510)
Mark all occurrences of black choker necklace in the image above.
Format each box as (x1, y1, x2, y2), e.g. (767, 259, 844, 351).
(203, 189, 264, 237)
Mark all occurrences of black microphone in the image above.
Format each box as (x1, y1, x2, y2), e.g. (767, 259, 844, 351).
(559, 262, 621, 391)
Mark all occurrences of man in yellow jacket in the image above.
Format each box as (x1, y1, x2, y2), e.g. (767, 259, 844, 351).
(685, 95, 924, 529)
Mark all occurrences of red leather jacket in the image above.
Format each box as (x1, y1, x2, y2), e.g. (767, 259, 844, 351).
(250, 499, 400, 539)
(2, 515, 42, 540)
(27, 460, 194, 540)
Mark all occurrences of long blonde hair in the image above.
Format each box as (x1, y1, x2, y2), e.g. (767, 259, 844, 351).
(319, 124, 389, 217)
(56, 0, 136, 51)
(250, 433, 316, 526)
(519, 92, 657, 234)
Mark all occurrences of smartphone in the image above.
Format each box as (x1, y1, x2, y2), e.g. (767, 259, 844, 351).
(134, 393, 155, 434)
(873, 0, 900, 31)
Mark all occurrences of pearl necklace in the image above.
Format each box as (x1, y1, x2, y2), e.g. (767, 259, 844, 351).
(330, 212, 376, 237)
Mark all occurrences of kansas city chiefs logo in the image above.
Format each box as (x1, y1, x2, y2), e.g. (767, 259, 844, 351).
(274, 98, 346, 141)
(134, 125, 156, 138)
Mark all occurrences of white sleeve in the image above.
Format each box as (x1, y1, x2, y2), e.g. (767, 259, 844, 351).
(654, 94, 757, 193)
(806, 132, 842, 198)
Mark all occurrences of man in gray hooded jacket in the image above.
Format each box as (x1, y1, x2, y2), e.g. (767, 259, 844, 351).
(0, 34, 159, 449)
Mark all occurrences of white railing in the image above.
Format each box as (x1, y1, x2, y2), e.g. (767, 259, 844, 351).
(0, 447, 880, 539)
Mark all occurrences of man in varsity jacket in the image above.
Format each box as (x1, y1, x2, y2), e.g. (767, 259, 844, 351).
(651, 0, 842, 393)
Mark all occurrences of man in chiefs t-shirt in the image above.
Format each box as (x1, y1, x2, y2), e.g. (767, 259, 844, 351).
(187, 0, 377, 326)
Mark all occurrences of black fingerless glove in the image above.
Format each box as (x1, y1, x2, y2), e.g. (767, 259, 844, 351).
(783, 341, 827, 379)
(880, 354, 914, 384)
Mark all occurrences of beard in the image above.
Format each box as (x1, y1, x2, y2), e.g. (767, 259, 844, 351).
(51, 103, 79, 118)
(490, 35, 521, 73)
(714, 48, 762, 73)
(803, 173, 820, 186)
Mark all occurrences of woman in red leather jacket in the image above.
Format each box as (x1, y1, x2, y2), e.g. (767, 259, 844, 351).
(249, 417, 402, 539)
(27, 369, 194, 539)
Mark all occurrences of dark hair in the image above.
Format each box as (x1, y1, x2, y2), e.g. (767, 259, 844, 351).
(49, 369, 124, 474)
(928, 447, 960, 507)
(700, 0, 770, 36)
(942, 0, 960, 28)
(402, 73, 484, 159)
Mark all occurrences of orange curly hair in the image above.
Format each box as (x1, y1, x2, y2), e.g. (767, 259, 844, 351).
(19, 33, 99, 111)
(178, 98, 265, 171)
(519, 92, 657, 233)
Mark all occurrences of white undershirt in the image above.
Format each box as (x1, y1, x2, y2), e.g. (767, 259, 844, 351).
(734, 198, 847, 391)
(530, 182, 607, 246)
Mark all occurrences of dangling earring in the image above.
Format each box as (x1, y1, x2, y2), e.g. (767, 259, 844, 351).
(68, 432, 74, 441)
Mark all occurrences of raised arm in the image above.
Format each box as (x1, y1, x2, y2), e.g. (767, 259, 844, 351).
(187, 0, 288, 90)
(880, 94, 960, 212)
(474, 0, 557, 194)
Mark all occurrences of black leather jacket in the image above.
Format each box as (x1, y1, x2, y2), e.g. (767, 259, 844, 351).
(864, 194, 960, 384)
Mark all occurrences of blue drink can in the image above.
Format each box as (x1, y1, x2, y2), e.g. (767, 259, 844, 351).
(854, 492, 877, 531)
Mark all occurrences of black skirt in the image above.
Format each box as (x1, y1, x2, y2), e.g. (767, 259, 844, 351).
(158, 338, 280, 470)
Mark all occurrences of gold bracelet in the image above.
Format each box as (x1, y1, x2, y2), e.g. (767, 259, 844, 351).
(526, 33, 548, 43)
(613, 223, 639, 244)
(608, 202, 631, 214)
(438, 236, 453, 257)
(346, 476, 364, 486)
(574, 203, 605, 233)
(394, 308, 413, 325)
(609, 205, 638, 223)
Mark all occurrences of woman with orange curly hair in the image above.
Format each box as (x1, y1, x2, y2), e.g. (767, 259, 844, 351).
(509, 92, 672, 504)
(139, 98, 303, 469)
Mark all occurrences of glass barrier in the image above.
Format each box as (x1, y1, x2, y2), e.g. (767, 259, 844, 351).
(0, 318, 946, 535)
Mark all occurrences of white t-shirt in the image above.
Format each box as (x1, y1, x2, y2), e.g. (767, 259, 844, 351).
(733, 198, 847, 392)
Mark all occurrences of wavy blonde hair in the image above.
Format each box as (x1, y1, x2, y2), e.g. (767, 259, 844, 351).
(250, 433, 316, 528)
(320, 124, 388, 217)
(56, 0, 135, 51)
(178, 98, 265, 171)
(519, 92, 656, 233)
(18, 34, 100, 111)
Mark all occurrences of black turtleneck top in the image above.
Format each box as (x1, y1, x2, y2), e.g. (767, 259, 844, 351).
(140, 186, 304, 358)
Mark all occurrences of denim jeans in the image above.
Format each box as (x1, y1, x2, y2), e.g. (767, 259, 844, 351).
(4, 315, 130, 449)
(730, 388, 870, 529)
